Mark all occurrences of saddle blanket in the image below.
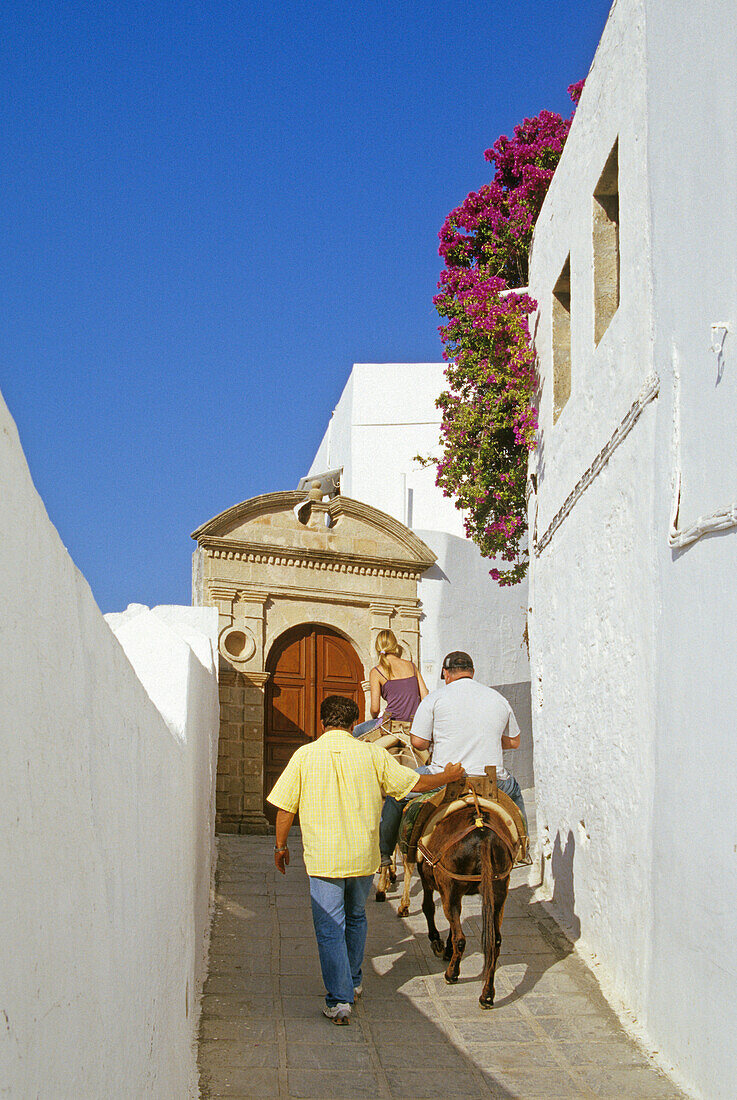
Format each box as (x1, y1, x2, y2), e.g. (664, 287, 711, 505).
(398, 793, 436, 856)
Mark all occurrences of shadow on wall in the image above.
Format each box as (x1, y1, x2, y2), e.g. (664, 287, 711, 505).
(497, 681, 534, 788)
(551, 830, 581, 941)
(421, 561, 450, 583)
(417, 530, 533, 785)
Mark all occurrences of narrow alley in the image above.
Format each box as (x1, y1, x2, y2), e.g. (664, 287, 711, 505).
(198, 827, 685, 1100)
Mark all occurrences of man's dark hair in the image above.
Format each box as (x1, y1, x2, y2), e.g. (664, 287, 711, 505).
(442, 650, 474, 672)
(320, 695, 360, 730)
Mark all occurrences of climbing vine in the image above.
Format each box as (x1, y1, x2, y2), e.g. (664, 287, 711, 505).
(432, 81, 583, 585)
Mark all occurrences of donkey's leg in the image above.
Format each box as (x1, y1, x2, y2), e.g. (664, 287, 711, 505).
(440, 882, 466, 984)
(397, 859, 414, 917)
(375, 864, 390, 903)
(493, 883, 508, 959)
(420, 866, 443, 957)
(481, 866, 510, 1007)
(388, 850, 397, 886)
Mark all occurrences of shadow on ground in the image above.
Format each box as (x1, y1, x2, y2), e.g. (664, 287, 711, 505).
(198, 834, 685, 1100)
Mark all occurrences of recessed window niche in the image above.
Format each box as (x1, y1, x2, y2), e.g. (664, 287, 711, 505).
(220, 627, 256, 663)
(593, 140, 620, 345)
(552, 255, 571, 423)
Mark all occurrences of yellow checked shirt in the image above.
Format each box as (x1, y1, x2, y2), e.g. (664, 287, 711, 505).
(267, 729, 419, 877)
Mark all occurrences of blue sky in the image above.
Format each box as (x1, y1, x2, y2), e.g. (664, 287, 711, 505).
(1, 0, 612, 611)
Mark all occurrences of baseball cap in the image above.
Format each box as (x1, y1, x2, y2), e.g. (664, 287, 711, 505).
(442, 651, 474, 672)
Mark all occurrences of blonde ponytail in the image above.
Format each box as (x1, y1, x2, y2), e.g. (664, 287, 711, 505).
(375, 629, 403, 680)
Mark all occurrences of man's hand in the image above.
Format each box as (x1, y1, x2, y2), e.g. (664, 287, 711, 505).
(410, 761, 465, 795)
(441, 761, 464, 784)
(273, 809, 295, 874)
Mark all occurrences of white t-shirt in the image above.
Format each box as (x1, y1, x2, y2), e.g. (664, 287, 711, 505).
(411, 677, 519, 780)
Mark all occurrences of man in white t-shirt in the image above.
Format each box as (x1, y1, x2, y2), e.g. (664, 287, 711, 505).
(378, 650, 526, 865)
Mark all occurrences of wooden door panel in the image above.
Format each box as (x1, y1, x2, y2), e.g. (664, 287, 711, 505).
(267, 740, 302, 768)
(264, 625, 365, 821)
(269, 684, 305, 735)
(320, 635, 354, 684)
(276, 635, 307, 677)
(316, 633, 365, 719)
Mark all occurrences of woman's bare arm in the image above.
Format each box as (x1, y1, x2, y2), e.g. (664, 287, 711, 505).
(369, 667, 383, 718)
(415, 664, 429, 701)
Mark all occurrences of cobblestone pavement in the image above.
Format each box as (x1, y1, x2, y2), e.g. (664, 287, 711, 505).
(198, 830, 685, 1100)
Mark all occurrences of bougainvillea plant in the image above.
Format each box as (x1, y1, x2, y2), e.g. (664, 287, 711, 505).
(431, 81, 583, 585)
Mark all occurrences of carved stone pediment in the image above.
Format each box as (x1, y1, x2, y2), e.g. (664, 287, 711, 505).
(191, 491, 436, 576)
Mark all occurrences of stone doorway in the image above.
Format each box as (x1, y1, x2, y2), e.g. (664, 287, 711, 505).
(263, 624, 365, 822)
(191, 489, 436, 833)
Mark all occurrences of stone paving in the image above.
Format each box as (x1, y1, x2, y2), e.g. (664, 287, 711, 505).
(198, 828, 686, 1100)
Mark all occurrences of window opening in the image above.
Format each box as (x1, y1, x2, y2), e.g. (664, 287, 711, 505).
(593, 140, 620, 345)
(553, 255, 571, 423)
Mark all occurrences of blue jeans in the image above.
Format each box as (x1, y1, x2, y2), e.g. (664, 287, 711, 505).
(352, 717, 382, 738)
(309, 874, 374, 1007)
(379, 765, 433, 860)
(498, 774, 528, 832)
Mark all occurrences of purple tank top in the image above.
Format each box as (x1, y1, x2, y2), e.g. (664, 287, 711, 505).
(378, 669, 422, 721)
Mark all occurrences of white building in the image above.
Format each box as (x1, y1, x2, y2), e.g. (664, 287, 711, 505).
(309, 362, 533, 786)
(0, 388, 219, 1097)
(527, 1, 737, 1096)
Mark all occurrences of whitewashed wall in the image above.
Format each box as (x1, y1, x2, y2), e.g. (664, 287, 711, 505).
(105, 603, 221, 1012)
(646, 3, 737, 1097)
(310, 362, 532, 784)
(528, 0, 656, 1005)
(0, 391, 219, 1099)
(528, 1, 737, 1096)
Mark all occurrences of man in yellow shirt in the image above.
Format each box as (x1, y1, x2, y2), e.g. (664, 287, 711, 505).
(268, 694, 463, 1024)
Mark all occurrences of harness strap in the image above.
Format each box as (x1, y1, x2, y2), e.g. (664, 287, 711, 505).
(417, 812, 519, 883)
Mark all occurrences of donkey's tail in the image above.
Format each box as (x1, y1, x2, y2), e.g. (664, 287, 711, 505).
(480, 830, 495, 960)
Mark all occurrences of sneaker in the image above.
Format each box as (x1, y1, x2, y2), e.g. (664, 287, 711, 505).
(353, 985, 362, 998)
(323, 1002, 351, 1025)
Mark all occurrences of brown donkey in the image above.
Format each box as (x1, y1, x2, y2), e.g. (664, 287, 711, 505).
(418, 803, 518, 1008)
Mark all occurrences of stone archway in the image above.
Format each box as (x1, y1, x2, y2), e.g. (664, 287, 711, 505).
(191, 490, 436, 833)
(263, 624, 365, 823)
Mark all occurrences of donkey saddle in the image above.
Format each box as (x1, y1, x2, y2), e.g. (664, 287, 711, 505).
(398, 767, 528, 867)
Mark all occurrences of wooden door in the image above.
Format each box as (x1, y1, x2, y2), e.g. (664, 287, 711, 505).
(264, 625, 364, 821)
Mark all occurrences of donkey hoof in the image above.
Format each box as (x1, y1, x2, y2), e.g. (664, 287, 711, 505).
(375, 891, 386, 903)
(397, 904, 409, 917)
(444, 972, 458, 985)
(431, 940, 445, 958)
(479, 996, 495, 1010)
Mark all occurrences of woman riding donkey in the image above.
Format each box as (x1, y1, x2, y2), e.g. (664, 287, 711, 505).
(353, 628, 428, 740)
(352, 629, 429, 900)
